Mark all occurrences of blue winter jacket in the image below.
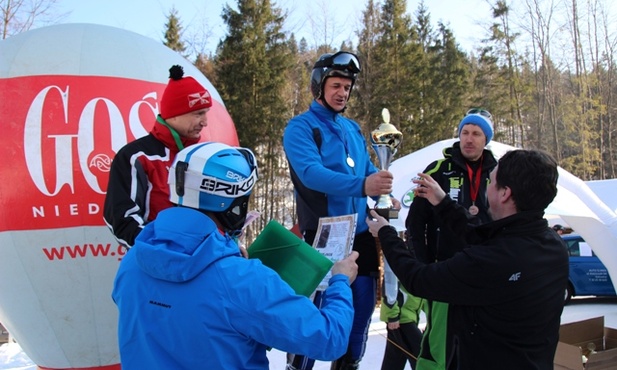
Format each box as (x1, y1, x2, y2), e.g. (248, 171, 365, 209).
(283, 101, 378, 235)
(112, 207, 354, 369)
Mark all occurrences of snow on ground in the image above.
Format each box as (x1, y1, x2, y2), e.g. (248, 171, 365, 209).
(0, 342, 35, 370)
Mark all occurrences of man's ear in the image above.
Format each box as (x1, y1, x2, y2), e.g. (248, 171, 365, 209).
(501, 186, 513, 202)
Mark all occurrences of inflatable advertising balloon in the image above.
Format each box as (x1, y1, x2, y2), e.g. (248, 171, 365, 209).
(0, 23, 238, 369)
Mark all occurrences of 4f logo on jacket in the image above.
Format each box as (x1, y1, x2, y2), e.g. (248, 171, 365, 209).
(509, 272, 521, 281)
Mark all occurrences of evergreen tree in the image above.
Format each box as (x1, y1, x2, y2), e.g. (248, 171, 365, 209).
(356, 1, 470, 153)
(163, 7, 186, 56)
(354, 0, 383, 135)
(285, 34, 313, 118)
(215, 0, 292, 234)
(486, 0, 526, 146)
(466, 2, 514, 148)
(411, 4, 469, 148)
(370, 0, 423, 156)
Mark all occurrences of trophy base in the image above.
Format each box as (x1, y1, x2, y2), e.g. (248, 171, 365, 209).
(374, 207, 399, 221)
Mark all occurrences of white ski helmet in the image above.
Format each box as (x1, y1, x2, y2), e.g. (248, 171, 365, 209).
(169, 142, 258, 235)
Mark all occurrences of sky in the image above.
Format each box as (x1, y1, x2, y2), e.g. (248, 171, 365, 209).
(53, 0, 493, 56)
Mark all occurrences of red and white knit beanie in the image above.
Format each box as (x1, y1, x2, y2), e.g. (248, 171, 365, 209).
(160, 65, 212, 119)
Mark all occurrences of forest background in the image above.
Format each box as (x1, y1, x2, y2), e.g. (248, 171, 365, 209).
(3, 0, 617, 242)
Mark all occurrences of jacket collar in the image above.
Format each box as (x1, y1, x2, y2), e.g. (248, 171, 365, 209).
(309, 100, 339, 122)
(446, 141, 498, 172)
(151, 118, 200, 152)
(474, 210, 548, 241)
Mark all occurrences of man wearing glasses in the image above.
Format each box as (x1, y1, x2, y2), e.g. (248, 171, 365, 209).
(283, 51, 399, 370)
(404, 109, 497, 370)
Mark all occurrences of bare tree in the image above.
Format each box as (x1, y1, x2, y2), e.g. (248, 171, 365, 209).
(180, 2, 217, 61)
(185, 19, 216, 61)
(1, 0, 66, 39)
(521, 0, 560, 153)
(598, 1, 617, 178)
(303, 0, 352, 49)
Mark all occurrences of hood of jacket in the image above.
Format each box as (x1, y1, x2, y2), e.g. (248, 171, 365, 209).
(133, 206, 239, 283)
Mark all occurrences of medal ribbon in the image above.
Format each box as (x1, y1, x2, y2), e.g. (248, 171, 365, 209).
(156, 115, 185, 150)
(309, 104, 352, 164)
(465, 156, 483, 205)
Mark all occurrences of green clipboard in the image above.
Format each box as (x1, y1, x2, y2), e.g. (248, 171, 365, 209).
(248, 220, 334, 297)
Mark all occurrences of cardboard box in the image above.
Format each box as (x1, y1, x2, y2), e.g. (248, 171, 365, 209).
(0, 322, 8, 344)
(554, 316, 617, 370)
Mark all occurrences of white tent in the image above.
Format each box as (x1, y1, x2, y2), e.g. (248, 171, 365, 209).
(587, 179, 617, 212)
(379, 139, 617, 291)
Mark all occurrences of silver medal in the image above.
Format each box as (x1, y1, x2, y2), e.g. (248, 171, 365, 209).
(346, 156, 355, 168)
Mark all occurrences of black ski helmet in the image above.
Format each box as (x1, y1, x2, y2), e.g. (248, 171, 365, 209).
(310, 51, 361, 102)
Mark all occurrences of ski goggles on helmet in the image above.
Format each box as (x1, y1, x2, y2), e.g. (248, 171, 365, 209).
(466, 108, 493, 120)
(314, 51, 361, 74)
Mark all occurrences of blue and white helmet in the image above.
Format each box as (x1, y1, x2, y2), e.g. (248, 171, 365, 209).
(169, 142, 258, 235)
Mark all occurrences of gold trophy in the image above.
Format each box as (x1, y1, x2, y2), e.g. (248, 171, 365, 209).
(371, 108, 403, 220)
